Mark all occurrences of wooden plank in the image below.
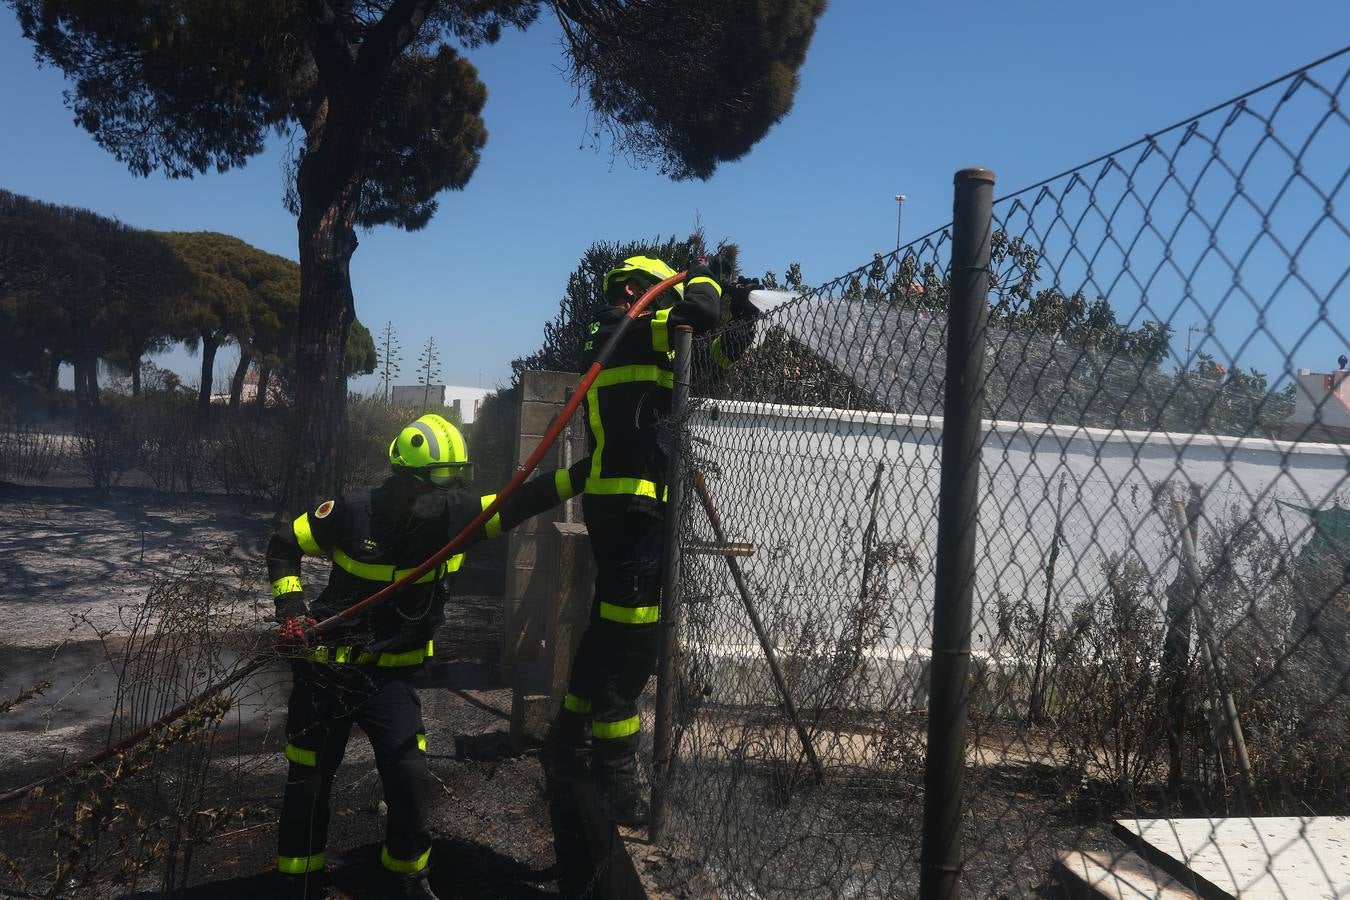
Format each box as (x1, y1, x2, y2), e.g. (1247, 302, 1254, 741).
(1115, 817, 1350, 899)
(1056, 849, 1196, 900)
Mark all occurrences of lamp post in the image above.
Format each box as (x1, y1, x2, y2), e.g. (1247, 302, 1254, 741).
(895, 193, 907, 253)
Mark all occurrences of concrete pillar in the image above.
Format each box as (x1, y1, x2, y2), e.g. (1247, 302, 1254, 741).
(502, 371, 594, 744)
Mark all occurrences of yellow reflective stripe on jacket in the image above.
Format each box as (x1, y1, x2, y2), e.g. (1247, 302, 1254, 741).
(591, 364, 674, 390)
(480, 494, 502, 539)
(563, 693, 592, 714)
(293, 514, 323, 556)
(332, 548, 446, 584)
(710, 337, 734, 370)
(583, 476, 667, 501)
(277, 852, 326, 874)
(381, 846, 430, 874)
(599, 601, 660, 624)
(271, 575, 303, 598)
(687, 275, 723, 296)
(307, 640, 434, 667)
(651, 307, 672, 353)
(284, 743, 317, 767)
(416, 733, 427, 753)
(445, 553, 464, 573)
(555, 468, 575, 501)
(593, 714, 641, 740)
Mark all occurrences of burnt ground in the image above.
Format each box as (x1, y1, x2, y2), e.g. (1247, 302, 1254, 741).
(0, 484, 699, 899)
(0, 483, 1123, 898)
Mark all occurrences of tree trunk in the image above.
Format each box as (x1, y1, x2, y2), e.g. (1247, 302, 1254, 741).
(197, 334, 220, 415)
(256, 364, 274, 415)
(84, 359, 100, 406)
(230, 348, 253, 411)
(46, 355, 60, 394)
(130, 353, 142, 396)
(287, 151, 362, 514)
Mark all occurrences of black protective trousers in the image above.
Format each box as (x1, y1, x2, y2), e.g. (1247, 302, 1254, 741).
(277, 662, 432, 876)
(559, 496, 665, 783)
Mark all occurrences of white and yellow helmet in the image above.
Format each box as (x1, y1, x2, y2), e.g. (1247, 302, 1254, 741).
(388, 414, 472, 489)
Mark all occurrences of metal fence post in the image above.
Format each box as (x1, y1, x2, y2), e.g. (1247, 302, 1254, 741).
(921, 167, 995, 900)
(650, 324, 693, 842)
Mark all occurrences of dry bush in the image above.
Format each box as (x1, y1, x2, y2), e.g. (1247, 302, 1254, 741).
(129, 398, 214, 493)
(3, 554, 270, 896)
(0, 419, 62, 482)
(211, 410, 291, 503)
(75, 413, 140, 490)
(344, 394, 415, 491)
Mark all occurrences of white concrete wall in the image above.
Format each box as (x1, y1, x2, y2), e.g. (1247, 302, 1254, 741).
(680, 400, 1350, 707)
(390, 384, 492, 423)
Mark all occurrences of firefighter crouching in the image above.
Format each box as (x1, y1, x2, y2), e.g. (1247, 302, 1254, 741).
(268, 413, 588, 898)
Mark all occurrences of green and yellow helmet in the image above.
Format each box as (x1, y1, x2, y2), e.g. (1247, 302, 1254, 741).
(388, 414, 472, 489)
(602, 255, 684, 307)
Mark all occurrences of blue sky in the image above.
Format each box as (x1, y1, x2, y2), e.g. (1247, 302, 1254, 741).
(1, 2, 1347, 393)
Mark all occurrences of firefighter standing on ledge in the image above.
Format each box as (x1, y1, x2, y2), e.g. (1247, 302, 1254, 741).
(268, 413, 588, 898)
(544, 254, 760, 825)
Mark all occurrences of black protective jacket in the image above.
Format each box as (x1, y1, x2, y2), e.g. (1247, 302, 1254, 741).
(579, 265, 755, 507)
(267, 460, 588, 661)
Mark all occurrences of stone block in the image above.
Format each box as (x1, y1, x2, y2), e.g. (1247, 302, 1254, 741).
(519, 400, 560, 438)
(521, 370, 579, 404)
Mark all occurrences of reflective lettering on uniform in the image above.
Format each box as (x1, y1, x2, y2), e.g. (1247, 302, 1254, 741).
(285, 743, 317, 767)
(271, 575, 303, 598)
(277, 852, 326, 874)
(381, 846, 431, 873)
(563, 693, 592, 714)
(599, 601, 660, 624)
(479, 494, 502, 539)
(293, 514, 323, 556)
(592, 714, 641, 740)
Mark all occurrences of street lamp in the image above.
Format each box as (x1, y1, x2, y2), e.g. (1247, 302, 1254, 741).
(894, 194, 907, 253)
(1186, 322, 1215, 354)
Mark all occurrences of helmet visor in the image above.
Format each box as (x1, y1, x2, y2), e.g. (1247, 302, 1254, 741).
(426, 461, 474, 489)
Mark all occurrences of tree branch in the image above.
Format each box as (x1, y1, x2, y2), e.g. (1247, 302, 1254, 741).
(303, 0, 356, 86)
(354, 0, 435, 87)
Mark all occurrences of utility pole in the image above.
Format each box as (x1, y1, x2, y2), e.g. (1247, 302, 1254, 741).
(895, 193, 907, 253)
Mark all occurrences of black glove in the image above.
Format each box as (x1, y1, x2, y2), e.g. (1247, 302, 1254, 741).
(730, 278, 763, 320)
(274, 592, 307, 624)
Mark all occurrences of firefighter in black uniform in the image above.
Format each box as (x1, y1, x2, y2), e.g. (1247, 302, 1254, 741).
(545, 255, 759, 825)
(268, 413, 588, 898)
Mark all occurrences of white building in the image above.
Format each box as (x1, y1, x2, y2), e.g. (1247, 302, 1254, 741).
(390, 384, 492, 424)
(1285, 367, 1350, 441)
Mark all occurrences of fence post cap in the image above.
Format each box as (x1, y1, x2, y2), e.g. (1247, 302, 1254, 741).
(954, 167, 997, 184)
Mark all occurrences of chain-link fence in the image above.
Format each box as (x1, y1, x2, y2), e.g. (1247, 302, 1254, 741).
(651, 47, 1350, 898)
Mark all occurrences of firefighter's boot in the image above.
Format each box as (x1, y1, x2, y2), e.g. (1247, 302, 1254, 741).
(595, 753, 649, 827)
(543, 705, 590, 783)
